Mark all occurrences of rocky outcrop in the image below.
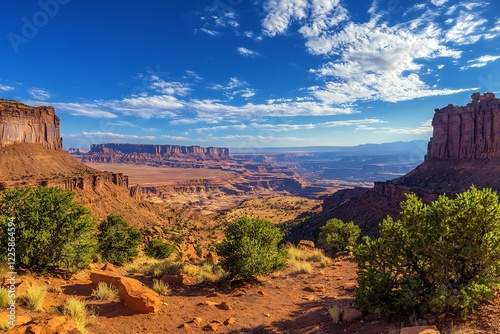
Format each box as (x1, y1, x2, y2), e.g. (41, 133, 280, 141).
(77, 143, 231, 167)
(305, 93, 500, 238)
(427, 92, 500, 159)
(0, 99, 62, 149)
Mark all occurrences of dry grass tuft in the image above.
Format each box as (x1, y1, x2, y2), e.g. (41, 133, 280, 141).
(91, 282, 118, 301)
(0, 287, 9, 308)
(290, 260, 313, 274)
(63, 297, 88, 333)
(152, 279, 170, 296)
(287, 246, 331, 266)
(326, 302, 343, 324)
(25, 284, 47, 311)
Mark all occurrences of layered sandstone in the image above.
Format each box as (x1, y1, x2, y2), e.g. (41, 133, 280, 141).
(427, 92, 500, 159)
(0, 99, 62, 149)
(78, 143, 231, 166)
(310, 93, 500, 238)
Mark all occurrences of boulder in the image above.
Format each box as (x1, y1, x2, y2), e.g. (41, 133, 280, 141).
(298, 240, 315, 250)
(342, 306, 363, 323)
(160, 274, 183, 286)
(90, 270, 162, 313)
(9, 316, 81, 334)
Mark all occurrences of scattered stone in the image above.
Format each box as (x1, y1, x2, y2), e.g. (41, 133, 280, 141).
(257, 290, 265, 296)
(161, 274, 183, 286)
(400, 326, 440, 334)
(178, 323, 191, 329)
(191, 317, 202, 326)
(198, 301, 219, 307)
(304, 284, 326, 293)
(205, 321, 222, 332)
(298, 240, 315, 250)
(264, 313, 271, 317)
(219, 301, 232, 310)
(207, 292, 222, 297)
(8, 316, 81, 334)
(224, 317, 236, 326)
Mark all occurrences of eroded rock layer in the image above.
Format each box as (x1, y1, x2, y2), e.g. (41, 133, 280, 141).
(427, 92, 500, 159)
(0, 99, 62, 149)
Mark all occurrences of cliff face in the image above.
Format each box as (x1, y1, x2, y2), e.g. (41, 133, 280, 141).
(427, 92, 500, 159)
(311, 92, 500, 238)
(0, 99, 62, 150)
(78, 143, 231, 166)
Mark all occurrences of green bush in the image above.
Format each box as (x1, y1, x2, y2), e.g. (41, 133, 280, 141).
(354, 186, 500, 319)
(97, 215, 142, 265)
(318, 218, 360, 253)
(217, 217, 287, 280)
(0, 187, 96, 271)
(144, 238, 176, 259)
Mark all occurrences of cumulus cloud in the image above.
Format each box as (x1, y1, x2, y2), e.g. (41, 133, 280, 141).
(209, 77, 257, 100)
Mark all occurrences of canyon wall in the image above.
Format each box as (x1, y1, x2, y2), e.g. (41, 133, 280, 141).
(0, 99, 62, 149)
(427, 92, 500, 159)
(82, 143, 231, 164)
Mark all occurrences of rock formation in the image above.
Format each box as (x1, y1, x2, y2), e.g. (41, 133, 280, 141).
(77, 143, 231, 167)
(307, 93, 500, 238)
(0, 99, 62, 149)
(427, 92, 500, 159)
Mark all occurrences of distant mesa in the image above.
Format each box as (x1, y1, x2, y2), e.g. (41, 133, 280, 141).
(0, 99, 62, 150)
(75, 143, 232, 167)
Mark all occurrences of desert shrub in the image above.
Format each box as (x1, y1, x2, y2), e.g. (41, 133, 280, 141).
(0, 287, 9, 308)
(91, 282, 118, 301)
(318, 218, 360, 253)
(216, 217, 287, 280)
(97, 215, 142, 265)
(144, 238, 176, 259)
(198, 262, 227, 283)
(0, 187, 96, 271)
(354, 186, 500, 319)
(63, 297, 88, 333)
(152, 279, 170, 296)
(25, 284, 47, 311)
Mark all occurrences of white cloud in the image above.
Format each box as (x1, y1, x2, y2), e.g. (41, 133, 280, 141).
(251, 118, 385, 132)
(28, 88, 51, 100)
(0, 84, 14, 92)
(209, 77, 256, 100)
(262, 0, 309, 36)
(199, 28, 219, 36)
(444, 11, 488, 45)
(237, 47, 261, 57)
(430, 0, 449, 6)
(460, 55, 500, 70)
(64, 132, 156, 141)
(51, 102, 118, 118)
(148, 75, 191, 96)
(356, 120, 433, 135)
(437, 64, 445, 69)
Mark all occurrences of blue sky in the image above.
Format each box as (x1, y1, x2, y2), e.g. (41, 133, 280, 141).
(1, 0, 499, 149)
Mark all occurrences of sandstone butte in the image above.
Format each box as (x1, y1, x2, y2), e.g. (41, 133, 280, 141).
(313, 92, 500, 237)
(0, 98, 62, 150)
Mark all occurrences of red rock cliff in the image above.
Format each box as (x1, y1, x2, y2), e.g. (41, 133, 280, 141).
(0, 99, 62, 150)
(427, 92, 500, 159)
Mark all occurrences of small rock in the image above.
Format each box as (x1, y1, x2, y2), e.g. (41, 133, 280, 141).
(264, 313, 270, 317)
(219, 301, 232, 310)
(191, 317, 202, 326)
(178, 323, 191, 329)
(224, 317, 236, 326)
(198, 301, 218, 306)
(205, 321, 220, 332)
(207, 292, 222, 298)
(298, 240, 315, 250)
(160, 274, 183, 286)
(304, 284, 326, 293)
(257, 290, 265, 296)
(101, 263, 115, 271)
